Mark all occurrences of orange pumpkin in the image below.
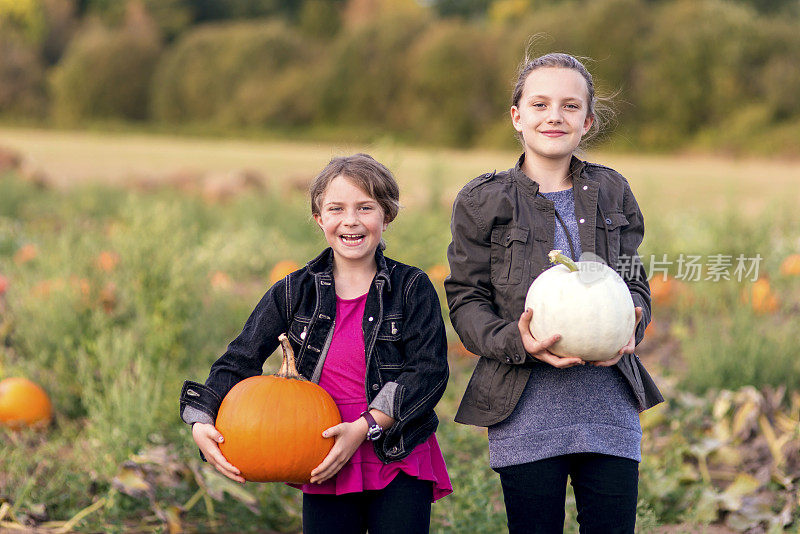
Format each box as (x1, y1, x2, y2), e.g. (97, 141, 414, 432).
(0, 377, 53, 429)
(215, 334, 341, 483)
(209, 270, 233, 291)
(13, 244, 37, 265)
(448, 340, 477, 358)
(427, 264, 449, 285)
(780, 254, 800, 276)
(747, 278, 779, 314)
(644, 319, 657, 339)
(649, 276, 680, 307)
(95, 251, 120, 272)
(269, 260, 301, 286)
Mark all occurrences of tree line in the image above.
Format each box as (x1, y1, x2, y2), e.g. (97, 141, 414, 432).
(1, 0, 799, 154)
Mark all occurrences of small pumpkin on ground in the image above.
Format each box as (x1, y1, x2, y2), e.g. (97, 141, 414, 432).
(525, 250, 635, 362)
(742, 278, 779, 314)
(779, 254, 800, 276)
(215, 334, 341, 483)
(427, 264, 449, 285)
(269, 260, 301, 286)
(649, 275, 682, 307)
(0, 377, 53, 429)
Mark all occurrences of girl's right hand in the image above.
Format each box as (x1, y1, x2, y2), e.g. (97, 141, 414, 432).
(191, 422, 246, 484)
(518, 308, 585, 368)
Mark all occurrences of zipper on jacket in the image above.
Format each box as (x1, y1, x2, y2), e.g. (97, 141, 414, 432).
(363, 279, 384, 401)
(311, 320, 335, 384)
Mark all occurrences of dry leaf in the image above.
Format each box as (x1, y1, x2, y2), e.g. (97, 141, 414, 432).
(112, 464, 152, 499)
(718, 473, 761, 512)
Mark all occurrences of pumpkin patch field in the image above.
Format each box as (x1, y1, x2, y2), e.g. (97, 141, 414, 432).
(1, 135, 800, 532)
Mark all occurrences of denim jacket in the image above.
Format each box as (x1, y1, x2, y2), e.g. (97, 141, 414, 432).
(179, 247, 449, 463)
(445, 154, 664, 427)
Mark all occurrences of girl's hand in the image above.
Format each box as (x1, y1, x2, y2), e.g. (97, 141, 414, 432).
(309, 420, 368, 484)
(590, 307, 643, 367)
(518, 308, 585, 368)
(191, 422, 245, 484)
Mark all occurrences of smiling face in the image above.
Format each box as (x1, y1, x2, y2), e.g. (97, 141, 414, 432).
(313, 174, 387, 270)
(511, 67, 595, 164)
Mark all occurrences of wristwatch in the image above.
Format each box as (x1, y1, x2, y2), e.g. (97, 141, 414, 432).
(360, 411, 383, 441)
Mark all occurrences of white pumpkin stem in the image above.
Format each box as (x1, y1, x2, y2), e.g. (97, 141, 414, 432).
(548, 249, 579, 272)
(276, 333, 305, 380)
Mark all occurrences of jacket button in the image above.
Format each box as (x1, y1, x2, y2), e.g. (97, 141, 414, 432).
(390, 446, 399, 454)
(505, 356, 511, 363)
(368, 316, 374, 322)
(372, 384, 379, 391)
(605, 218, 612, 225)
(582, 185, 588, 190)
(579, 218, 585, 224)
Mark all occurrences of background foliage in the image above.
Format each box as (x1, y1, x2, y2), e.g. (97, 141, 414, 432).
(1, 0, 800, 154)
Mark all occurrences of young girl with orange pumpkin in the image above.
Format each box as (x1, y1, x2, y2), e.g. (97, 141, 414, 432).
(445, 53, 663, 533)
(180, 153, 451, 534)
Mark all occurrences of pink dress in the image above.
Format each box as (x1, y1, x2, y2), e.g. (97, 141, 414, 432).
(296, 293, 452, 502)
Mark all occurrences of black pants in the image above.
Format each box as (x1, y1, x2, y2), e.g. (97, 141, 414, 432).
(494, 453, 639, 534)
(302, 472, 433, 534)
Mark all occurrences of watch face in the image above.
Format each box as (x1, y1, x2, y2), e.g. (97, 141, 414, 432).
(366, 425, 382, 441)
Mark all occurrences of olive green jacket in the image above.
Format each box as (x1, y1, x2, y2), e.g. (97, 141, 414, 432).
(445, 155, 664, 427)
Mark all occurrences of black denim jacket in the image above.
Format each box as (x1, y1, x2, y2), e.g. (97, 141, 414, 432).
(445, 154, 664, 427)
(179, 247, 449, 463)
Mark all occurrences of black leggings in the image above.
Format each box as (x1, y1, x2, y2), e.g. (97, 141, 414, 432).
(302, 472, 433, 534)
(494, 453, 639, 534)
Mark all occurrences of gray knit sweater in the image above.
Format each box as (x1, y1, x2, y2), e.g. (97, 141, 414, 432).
(487, 187, 642, 469)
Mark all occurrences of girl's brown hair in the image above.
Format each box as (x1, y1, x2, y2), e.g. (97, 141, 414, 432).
(310, 153, 400, 224)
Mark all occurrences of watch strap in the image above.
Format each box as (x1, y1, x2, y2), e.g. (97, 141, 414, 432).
(360, 410, 382, 441)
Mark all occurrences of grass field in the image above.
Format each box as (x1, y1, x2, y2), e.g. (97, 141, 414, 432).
(1, 127, 799, 533)
(3, 127, 800, 217)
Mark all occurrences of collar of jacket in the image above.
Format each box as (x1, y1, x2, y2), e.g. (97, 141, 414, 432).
(510, 153, 588, 197)
(510, 152, 600, 256)
(305, 246, 394, 292)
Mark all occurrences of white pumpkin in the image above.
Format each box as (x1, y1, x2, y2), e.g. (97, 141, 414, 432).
(524, 250, 635, 362)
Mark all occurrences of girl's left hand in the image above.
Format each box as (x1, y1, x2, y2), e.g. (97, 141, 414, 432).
(309, 419, 368, 484)
(590, 307, 643, 367)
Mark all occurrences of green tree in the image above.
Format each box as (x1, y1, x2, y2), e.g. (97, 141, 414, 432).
(404, 22, 507, 145)
(318, 11, 430, 130)
(50, 19, 161, 123)
(0, 30, 47, 117)
(150, 21, 319, 126)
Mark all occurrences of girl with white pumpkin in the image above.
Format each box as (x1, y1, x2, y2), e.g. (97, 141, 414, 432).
(445, 53, 663, 533)
(181, 154, 452, 534)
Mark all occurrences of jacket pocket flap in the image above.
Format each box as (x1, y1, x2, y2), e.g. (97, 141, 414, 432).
(287, 316, 311, 345)
(597, 212, 629, 230)
(490, 225, 529, 246)
(377, 316, 403, 341)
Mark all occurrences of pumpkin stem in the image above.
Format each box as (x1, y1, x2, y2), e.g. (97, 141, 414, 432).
(276, 333, 305, 380)
(548, 249, 579, 272)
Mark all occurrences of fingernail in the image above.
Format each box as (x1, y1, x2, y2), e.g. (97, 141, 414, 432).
(218, 437, 224, 443)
